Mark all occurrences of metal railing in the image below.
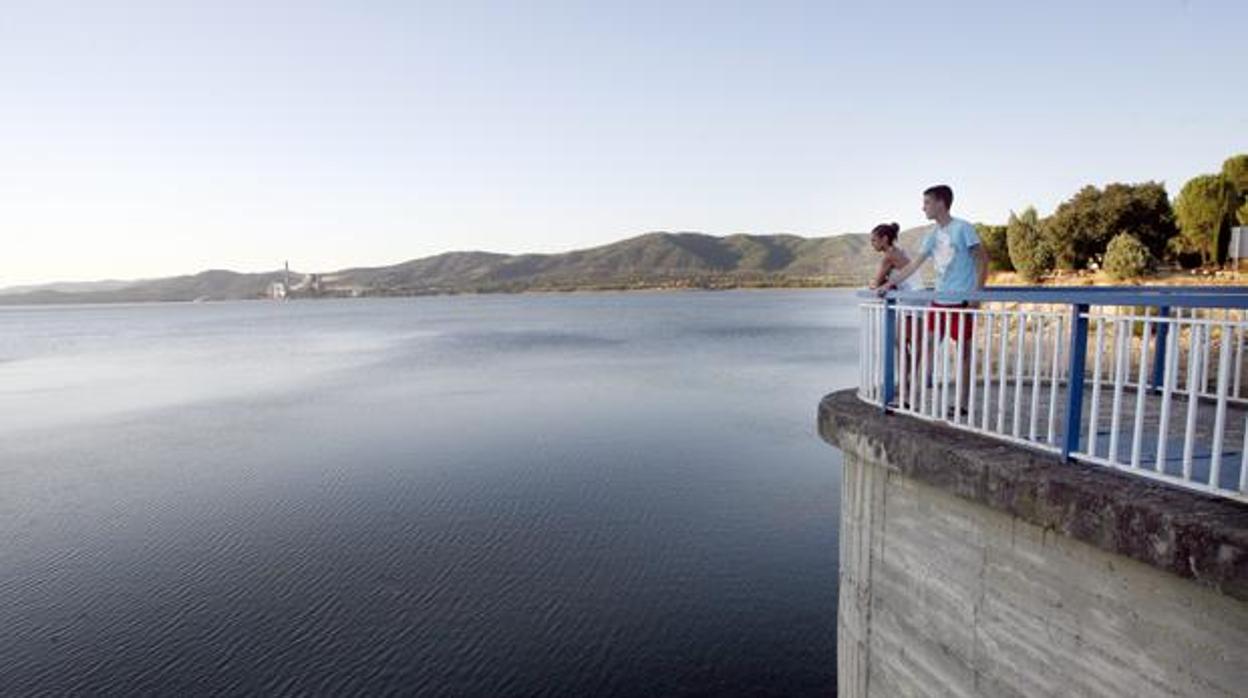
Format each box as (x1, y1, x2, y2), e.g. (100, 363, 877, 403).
(858, 286, 1248, 502)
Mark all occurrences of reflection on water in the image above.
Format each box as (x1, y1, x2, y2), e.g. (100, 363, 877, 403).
(0, 290, 857, 697)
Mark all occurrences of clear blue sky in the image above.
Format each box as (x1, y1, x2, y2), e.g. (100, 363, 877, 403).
(3, 0, 1245, 286)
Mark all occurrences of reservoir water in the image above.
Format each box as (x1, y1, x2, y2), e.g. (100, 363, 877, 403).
(0, 290, 858, 696)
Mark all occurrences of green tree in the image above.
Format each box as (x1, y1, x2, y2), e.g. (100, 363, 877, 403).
(1174, 174, 1235, 266)
(1006, 207, 1052, 281)
(1042, 185, 1099, 270)
(1098, 182, 1177, 261)
(1103, 233, 1154, 281)
(974, 223, 1013, 272)
(1224, 155, 1248, 244)
(1223, 154, 1248, 196)
(1042, 182, 1176, 269)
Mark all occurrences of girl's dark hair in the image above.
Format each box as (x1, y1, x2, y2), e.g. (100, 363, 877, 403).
(871, 222, 901, 244)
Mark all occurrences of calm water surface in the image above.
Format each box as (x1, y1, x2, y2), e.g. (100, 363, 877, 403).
(0, 290, 858, 697)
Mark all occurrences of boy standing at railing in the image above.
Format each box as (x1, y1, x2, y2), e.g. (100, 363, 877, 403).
(879, 185, 990, 413)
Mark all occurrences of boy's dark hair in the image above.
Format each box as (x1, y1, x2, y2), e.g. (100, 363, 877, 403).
(923, 185, 954, 209)
(871, 222, 901, 244)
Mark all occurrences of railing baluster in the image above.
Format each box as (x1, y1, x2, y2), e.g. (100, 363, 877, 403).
(1088, 317, 1106, 458)
(1202, 309, 1213, 394)
(1109, 319, 1128, 465)
(898, 309, 908, 412)
(1012, 311, 1026, 438)
(981, 311, 994, 432)
(1234, 317, 1244, 399)
(997, 313, 1009, 434)
(858, 306, 865, 400)
(1156, 321, 1179, 474)
(868, 305, 878, 404)
(872, 306, 879, 403)
(935, 311, 944, 419)
(868, 306, 876, 402)
(954, 309, 966, 424)
(1056, 304, 1068, 384)
(878, 306, 885, 403)
(1210, 322, 1232, 488)
(1182, 323, 1204, 481)
(929, 313, 937, 417)
(873, 307, 883, 404)
(939, 312, 950, 420)
(967, 308, 979, 427)
(1029, 316, 1043, 442)
(1178, 309, 1188, 389)
(883, 300, 896, 411)
(913, 309, 923, 412)
(919, 307, 929, 416)
(1131, 317, 1151, 469)
(1047, 314, 1062, 445)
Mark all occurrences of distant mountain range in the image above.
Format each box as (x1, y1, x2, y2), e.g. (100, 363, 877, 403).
(1, 227, 930, 304)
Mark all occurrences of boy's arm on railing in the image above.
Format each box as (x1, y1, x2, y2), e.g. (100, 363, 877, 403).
(878, 251, 929, 294)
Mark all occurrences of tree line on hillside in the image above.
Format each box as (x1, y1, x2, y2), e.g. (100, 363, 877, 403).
(972, 153, 1248, 282)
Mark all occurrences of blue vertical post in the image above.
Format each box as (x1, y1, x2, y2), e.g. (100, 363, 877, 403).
(1062, 303, 1090, 460)
(882, 297, 897, 412)
(1151, 306, 1170, 391)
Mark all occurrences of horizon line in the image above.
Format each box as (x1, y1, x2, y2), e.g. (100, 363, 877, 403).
(5, 225, 938, 291)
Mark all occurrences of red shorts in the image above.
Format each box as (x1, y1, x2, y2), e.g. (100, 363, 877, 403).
(926, 302, 974, 342)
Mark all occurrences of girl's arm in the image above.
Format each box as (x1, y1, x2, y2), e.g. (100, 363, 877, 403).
(870, 255, 893, 289)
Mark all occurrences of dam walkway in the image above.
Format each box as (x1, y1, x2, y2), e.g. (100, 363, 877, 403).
(858, 286, 1248, 503)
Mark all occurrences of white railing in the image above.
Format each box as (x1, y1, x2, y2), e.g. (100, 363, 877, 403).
(858, 287, 1248, 503)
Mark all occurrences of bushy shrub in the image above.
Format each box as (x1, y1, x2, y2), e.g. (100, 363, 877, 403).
(1103, 233, 1154, 280)
(1006, 208, 1052, 282)
(974, 223, 1013, 271)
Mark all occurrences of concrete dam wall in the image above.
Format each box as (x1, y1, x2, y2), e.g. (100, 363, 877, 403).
(818, 390, 1248, 698)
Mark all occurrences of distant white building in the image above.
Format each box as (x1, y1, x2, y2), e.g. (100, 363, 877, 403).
(1232, 227, 1248, 272)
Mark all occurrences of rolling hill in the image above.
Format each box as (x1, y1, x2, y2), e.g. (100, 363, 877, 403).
(1, 227, 931, 304)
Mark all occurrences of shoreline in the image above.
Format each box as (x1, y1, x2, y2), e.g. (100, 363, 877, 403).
(2, 269, 1243, 308)
(0, 284, 868, 308)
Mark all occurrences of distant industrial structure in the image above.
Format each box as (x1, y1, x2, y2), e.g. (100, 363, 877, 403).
(268, 262, 325, 300)
(267, 261, 291, 300)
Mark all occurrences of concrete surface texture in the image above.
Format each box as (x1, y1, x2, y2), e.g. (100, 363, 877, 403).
(823, 390, 1248, 697)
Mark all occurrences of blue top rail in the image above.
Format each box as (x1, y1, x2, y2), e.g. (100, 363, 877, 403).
(863, 285, 1248, 310)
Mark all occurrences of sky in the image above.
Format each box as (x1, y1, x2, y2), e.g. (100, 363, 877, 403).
(2, 0, 1246, 287)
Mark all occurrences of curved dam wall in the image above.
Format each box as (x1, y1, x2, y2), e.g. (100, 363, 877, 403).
(818, 390, 1248, 698)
